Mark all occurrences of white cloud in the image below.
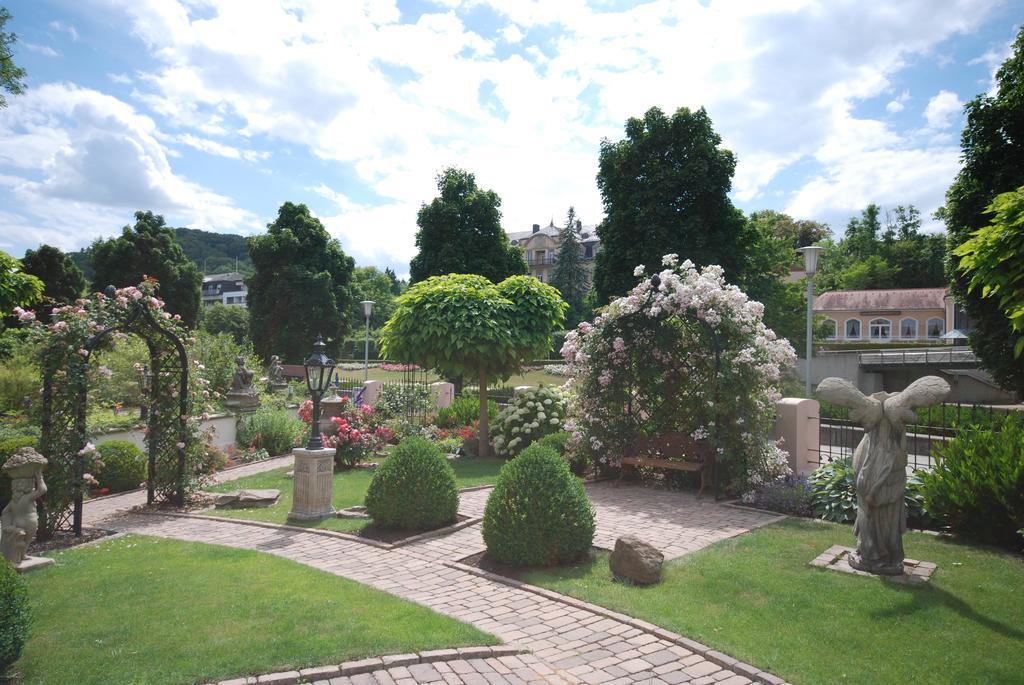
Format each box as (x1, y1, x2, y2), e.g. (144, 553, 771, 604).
(501, 24, 524, 43)
(21, 42, 60, 58)
(923, 89, 964, 129)
(176, 133, 270, 162)
(49, 20, 79, 41)
(886, 90, 911, 113)
(107, 72, 132, 84)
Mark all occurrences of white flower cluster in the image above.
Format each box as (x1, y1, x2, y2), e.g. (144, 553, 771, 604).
(491, 386, 567, 458)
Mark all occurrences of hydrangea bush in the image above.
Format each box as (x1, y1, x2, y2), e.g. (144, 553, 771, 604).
(561, 256, 795, 493)
(492, 386, 567, 458)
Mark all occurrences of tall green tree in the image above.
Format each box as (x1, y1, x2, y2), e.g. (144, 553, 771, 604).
(409, 168, 527, 283)
(89, 211, 203, 327)
(349, 266, 396, 330)
(738, 215, 808, 346)
(383, 267, 404, 295)
(0, 7, 26, 109)
(943, 27, 1024, 395)
(201, 303, 250, 346)
(247, 202, 355, 362)
(548, 206, 590, 327)
(381, 274, 565, 457)
(592, 106, 750, 303)
(748, 210, 830, 251)
(21, 244, 86, 315)
(0, 251, 42, 316)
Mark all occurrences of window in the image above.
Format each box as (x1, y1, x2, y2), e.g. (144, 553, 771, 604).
(584, 244, 593, 258)
(845, 319, 861, 340)
(822, 319, 837, 340)
(869, 318, 891, 340)
(927, 317, 945, 338)
(899, 318, 918, 340)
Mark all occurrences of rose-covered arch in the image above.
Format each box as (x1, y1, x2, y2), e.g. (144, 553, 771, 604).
(22, 279, 197, 537)
(561, 256, 796, 495)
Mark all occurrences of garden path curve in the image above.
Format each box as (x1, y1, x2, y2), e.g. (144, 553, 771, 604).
(83, 471, 789, 685)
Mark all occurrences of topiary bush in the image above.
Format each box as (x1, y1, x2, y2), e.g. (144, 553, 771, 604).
(96, 440, 147, 493)
(364, 437, 458, 530)
(491, 386, 567, 458)
(922, 415, 1024, 548)
(0, 559, 30, 673)
(482, 443, 595, 566)
(535, 430, 587, 475)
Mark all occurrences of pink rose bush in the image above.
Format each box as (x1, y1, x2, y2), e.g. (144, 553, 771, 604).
(299, 397, 395, 468)
(562, 255, 796, 493)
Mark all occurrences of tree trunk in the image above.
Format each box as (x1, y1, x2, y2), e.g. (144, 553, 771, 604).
(478, 370, 490, 458)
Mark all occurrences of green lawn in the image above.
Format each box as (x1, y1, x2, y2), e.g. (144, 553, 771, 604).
(202, 458, 503, 532)
(14, 535, 495, 685)
(522, 519, 1024, 685)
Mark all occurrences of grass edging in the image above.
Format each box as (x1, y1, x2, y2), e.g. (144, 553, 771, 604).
(211, 645, 528, 685)
(440, 560, 787, 685)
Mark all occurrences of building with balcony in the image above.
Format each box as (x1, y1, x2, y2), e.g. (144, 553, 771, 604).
(201, 272, 248, 308)
(507, 220, 601, 284)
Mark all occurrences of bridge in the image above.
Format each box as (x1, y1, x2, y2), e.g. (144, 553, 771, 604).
(857, 346, 980, 370)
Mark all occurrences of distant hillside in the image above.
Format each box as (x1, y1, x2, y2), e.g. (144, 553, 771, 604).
(70, 227, 254, 280)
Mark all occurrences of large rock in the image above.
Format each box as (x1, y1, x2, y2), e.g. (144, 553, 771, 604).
(210, 489, 281, 508)
(609, 535, 664, 585)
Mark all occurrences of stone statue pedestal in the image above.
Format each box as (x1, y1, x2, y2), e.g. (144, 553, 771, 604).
(287, 448, 335, 522)
(267, 382, 289, 394)
(224, 391, 261, 410)
(13, 556, 54, 574)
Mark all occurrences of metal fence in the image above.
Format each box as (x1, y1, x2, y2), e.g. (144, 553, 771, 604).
(808, 402, 1012, 472)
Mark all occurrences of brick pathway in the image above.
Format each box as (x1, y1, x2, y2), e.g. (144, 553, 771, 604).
(99, 480, 789, 685)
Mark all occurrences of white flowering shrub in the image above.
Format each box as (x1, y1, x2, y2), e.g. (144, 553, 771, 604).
(492, 386, 567, 458)
(561, 255, 796, 493)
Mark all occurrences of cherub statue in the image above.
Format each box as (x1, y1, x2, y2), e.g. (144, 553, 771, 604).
(816, 376, 950, 575)
(268, 355, 283, 384)
(1, 447, 49, 566)
(230, 356, 255, 392)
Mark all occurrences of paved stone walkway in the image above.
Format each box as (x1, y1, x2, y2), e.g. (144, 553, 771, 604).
(85, 478, 789, 685)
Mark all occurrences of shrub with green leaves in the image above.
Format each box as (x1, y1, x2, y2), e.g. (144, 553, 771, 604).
(535, 430, 587, 475)
(436, 394, 497, 429)
(0, 559, 30, 672)
(364, 437, 458, 530)
(96, 440, 147, 493)
(809, 458, 857, 523)
(491, 386, 566, 458)
(923, 415, 1024, 548)
(236, 408, 304, 456)
(482, 443, 594, 566)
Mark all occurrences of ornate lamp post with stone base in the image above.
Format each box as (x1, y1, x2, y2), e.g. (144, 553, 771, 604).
(288, 335, 337, 523)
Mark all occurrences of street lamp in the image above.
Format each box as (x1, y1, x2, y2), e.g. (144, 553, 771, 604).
(360, 300, 374, 382)
(303, 334, 336, 450)
(797, 246, 824, 398)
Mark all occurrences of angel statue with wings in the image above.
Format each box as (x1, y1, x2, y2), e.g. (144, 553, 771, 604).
(816, 375, 950, 576)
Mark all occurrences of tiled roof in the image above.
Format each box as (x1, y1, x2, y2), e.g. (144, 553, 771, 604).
(507, 224, 600, 242)
(203, 272, 245, 283)
(813, 287, 949, 312)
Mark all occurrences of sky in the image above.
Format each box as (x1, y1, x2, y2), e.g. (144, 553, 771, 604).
(0, 0, 1019, 278)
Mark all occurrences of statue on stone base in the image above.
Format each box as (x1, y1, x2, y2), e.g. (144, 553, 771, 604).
(225, 355, 260, 409)
(816, 376, 950, 575)
(267, 355, 288, 393)
(1, 447, 48, 567)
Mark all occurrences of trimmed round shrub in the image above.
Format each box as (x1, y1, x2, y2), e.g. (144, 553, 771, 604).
(482, 443, 595, 566)
(96, 440, 147, 493)
(535, 430, 587, 476)
(491, 386, 567, 458)
(364, 437, 458, 530)
(0, 559, 30, 672)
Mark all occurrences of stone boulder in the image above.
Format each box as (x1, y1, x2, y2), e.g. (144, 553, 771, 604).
(609, 535, 664, 585)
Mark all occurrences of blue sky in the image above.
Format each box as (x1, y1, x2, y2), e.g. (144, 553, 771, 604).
(0, 0, 1019, 277)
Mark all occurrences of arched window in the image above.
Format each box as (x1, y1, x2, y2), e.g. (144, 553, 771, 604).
(927, 317, 945, 338)
(899, 318, 918, 340)
(822, 319, 837, 339)
(845, 319, 861, 340)
(869, 318, 892, 340)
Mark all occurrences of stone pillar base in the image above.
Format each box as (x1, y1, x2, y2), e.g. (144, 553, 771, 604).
(14, 556, 55, 574)
(288, 448, 335, 522)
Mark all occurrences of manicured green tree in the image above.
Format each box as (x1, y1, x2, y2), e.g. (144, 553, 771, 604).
(247, 202, 355, 362)
(89, 211, 203, 327)
(0, 7, 26, 109)
(943, 27, 1024, 395)
(0, 251, 42, 317)
(953, 187, 1024, 360)
(592, 106, 751, 304)
(201, 303, 249, 345)
(380, 273, 565, 456)
(349, 266, 396, 330)
(21, 244, 86, 319)
(549, 206, 590, 326)
(409, 168, 527, 284)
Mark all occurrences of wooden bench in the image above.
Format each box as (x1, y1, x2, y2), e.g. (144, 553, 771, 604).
(616, 432, 715, 497)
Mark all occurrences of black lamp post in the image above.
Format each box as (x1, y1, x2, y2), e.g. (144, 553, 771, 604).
(303, 334, 336, 450)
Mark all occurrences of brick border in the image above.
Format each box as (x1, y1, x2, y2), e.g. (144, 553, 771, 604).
(442, 560, 788, 685)
(206, 645, 528, 685)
